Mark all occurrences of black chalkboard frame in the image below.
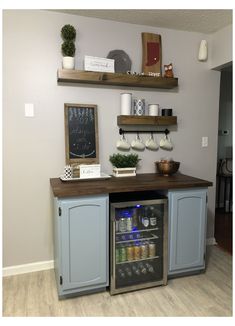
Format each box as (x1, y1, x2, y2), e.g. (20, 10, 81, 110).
(64, 103, 99, 165)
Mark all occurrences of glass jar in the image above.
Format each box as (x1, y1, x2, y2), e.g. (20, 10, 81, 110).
(119, 217, 127, 233)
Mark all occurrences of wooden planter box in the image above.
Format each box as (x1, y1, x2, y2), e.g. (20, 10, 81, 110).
(113, 167, 136, 177)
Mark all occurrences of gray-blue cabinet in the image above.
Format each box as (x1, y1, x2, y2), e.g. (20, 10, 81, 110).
(53, 194, 109, 298)
(168, 188, 207, 276)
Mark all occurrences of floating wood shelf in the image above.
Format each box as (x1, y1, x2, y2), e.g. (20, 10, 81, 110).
(57, 69, 178, 89)
(117, 115, 177, 126)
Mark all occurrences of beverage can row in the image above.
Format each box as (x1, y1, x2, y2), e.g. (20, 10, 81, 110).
(116, 242, 156, 263)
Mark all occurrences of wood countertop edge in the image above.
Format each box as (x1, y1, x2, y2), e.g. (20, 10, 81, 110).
(50, 173, 213, 198)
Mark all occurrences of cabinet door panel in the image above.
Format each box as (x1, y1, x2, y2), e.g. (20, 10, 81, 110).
(60, 196, 108, 291)
(169, 189, 207, 274)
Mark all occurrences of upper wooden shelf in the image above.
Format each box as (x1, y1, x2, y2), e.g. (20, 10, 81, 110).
(57, 69, 178, 89)
(117, 115, 177, 126)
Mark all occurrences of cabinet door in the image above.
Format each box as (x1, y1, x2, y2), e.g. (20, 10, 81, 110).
(59, 195, 108, 291)
(168, 189, 207, 275)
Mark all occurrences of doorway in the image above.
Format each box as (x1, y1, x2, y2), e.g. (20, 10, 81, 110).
(215, 63, 233, 254)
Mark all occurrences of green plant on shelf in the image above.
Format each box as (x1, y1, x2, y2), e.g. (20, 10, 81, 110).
(109, 153, 141, 168)
(61, 24, 76, 57)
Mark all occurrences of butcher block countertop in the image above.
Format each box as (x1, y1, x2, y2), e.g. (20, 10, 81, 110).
(50, 173, 213, 198)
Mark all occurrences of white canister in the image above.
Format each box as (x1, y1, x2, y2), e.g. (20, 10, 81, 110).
(120, 93, 132, 115)
(148, 104, 159, 116)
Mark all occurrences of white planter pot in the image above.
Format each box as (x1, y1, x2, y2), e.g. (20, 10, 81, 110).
(62, 56, 75, 69)
(113, 167, 136, 177)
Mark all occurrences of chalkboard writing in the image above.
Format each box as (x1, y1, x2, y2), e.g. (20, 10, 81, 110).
(64, 104, 99, 164)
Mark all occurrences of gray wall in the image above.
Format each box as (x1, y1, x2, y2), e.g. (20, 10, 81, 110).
(3, 10, 221, 267)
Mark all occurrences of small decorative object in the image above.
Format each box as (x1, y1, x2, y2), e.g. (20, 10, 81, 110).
(120, 93, 132, 115)
(79, 164, 101, 179)
(164, 63, 174, 78)
(198, 40, 208, 61)
(148, 104, 159, 116)
(62, 165, 73, 179)
(161, 108, 173, 116)
(84, 55, 114, 72)
(133, 99, 145, 116)
(61, 24, 76, 69)
(142, 32, 162, 76)
(64, 104, 99, 165)
(109, 153, 140, 177)
(155, 160, 180, 176)
(107, 50, 132, 73)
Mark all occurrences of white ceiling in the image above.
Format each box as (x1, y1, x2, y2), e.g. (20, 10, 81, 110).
(54, 9, 232, 34)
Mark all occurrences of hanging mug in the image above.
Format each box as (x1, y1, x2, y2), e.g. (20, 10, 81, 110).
(160, 134, 173, 150)
(145, 133, 159, 150)
(116, 134, 130, 150)
(131, 133, 145, 150)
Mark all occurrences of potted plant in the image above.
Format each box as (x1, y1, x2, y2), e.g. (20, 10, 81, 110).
(61, 24, 76, 69)
(109, 153, 141, 177)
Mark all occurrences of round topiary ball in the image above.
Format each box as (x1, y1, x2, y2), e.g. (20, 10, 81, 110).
(61, 24, 76, 41)
(61, 40, 76, 57)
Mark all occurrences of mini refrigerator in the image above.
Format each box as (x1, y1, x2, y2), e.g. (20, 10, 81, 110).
(110, 192, 168, 295)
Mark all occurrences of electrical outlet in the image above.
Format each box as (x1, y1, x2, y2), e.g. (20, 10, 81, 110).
(202, 136, 208, 147)
(25, 103, 34, 117)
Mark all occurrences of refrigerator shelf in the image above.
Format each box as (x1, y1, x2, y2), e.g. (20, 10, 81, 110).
(116, 255, 160, 265)
(116, 234, 159, 244)
(116, 227, 159, 235)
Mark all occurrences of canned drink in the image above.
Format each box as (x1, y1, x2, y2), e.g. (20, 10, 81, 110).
(134, 244, 141, 260)
(119, 217, 127, 232)
(127, 245, 134, 261)
(140, 242, 148, 259)
(115, 247, 120, 263)
(148, 242, 156, 257)
(120, 245, 127, 262)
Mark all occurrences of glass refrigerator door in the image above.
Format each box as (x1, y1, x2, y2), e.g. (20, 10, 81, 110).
(111, 200, 167, 294)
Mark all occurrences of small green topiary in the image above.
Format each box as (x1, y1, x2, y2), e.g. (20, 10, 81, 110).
(61, 40, 76, 57)
(61, 24, 76, 41)
(109, 153, 141, 168)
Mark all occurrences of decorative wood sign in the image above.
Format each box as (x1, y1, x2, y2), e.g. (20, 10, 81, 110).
(64, 103, 99, 165)
(142, 32, 162, 76)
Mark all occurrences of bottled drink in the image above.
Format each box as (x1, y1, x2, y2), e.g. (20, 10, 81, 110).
(124, 267, 132, 277)
(132, 264, 141, 276)
(138, 262, 147, 275)
(141, 207, 149, 228)
(117, 268, 125, 279)
(119, 217, 127, 232)
(126, 217, 133, 232)
(145, 263, 155, 273)
(149, 207, 157, 227)
(132, 209, 139, 228)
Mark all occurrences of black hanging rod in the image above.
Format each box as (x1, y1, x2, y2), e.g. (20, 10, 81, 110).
(119, 128, 170, 135)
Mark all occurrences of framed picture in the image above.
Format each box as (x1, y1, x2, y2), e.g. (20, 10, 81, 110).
(64, 103, 99, 165)
(142, 32, 162, 76)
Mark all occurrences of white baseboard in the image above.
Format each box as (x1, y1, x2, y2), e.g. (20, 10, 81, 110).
(2, 260, 54, 277)
(206, 237, 217, 246)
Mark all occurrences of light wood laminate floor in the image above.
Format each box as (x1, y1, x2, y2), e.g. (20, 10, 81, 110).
(3, 245, 232, 317)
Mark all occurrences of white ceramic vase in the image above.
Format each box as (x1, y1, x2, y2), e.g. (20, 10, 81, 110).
(62, 56, 75, 69)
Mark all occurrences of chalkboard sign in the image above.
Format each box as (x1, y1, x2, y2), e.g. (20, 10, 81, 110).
(64, 103, 99, 164)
